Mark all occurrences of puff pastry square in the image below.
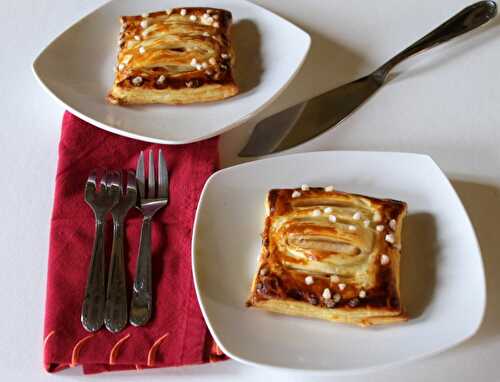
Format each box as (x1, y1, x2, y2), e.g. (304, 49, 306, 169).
(108, 7, 239, 105)
(246, 187, 408, 327)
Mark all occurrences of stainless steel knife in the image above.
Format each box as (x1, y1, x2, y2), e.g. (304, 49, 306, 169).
(239, 1, 497, 157)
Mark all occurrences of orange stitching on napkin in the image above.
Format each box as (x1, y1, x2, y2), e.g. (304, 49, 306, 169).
(70, 334, 94, 367)
(211, 341, 224, 356)
(109, 333, 131, 365)
(53, 363, 70, 372)
(147, 332, 170, 367)
(43, 330, 56, 350)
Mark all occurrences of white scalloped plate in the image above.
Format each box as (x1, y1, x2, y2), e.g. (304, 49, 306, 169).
(192, 151, 485, 374)
(32, 0, 310, 144)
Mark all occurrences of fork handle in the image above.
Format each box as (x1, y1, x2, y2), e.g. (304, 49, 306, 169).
(130, 216, 153, 326)
(81, 219, 106, 332)
(104, 219, 128, 332)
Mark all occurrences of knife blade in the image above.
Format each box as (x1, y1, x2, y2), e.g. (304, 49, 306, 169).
(239, 75, 380, 156)
(239, 0, 497, 157)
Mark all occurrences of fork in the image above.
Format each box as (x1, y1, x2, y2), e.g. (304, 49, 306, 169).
(130, 150, 169, 326)
(82, 171, 120, 332)
(104, 171, 137, 333)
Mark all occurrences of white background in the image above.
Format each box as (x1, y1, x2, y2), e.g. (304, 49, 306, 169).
(1, 0, 499, 380)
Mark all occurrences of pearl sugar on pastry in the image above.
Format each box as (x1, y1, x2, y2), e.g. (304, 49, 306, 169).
(380, 254, 390, 265)
(305, 276, 314, 285)
(322, 288, 331, 300)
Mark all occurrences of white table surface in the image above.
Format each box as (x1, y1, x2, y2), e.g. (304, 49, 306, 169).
(2, 0, 499, 380)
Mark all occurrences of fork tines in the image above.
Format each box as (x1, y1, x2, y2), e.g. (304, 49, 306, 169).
(85, 170, 121, 204)
(130, 150, 169, 326)
(136, 150, 169, 200)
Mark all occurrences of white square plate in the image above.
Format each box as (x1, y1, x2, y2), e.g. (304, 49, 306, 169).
(32, 0, 310, 144)
(192, 151, 485, 374)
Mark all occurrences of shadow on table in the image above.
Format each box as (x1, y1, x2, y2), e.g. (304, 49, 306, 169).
(450, 180, 500, 349)
(57, 359, 242, 377)
(232, 19, 263, 96)
(220, 23, 370, 167)
(401, 213, 438, 320)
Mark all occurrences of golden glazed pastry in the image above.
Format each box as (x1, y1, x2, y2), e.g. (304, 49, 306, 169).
(246, 187, 408, 327)
(108, 7, 239, 105)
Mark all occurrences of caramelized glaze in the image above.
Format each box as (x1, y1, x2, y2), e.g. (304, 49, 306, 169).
(248, 187, 407, 312)
(108, 7, 238, 104)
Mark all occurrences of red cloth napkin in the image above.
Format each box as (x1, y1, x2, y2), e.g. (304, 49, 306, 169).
(43, 112, 226, 374)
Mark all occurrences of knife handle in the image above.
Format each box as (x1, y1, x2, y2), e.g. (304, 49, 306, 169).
(377, 1, 497, 78)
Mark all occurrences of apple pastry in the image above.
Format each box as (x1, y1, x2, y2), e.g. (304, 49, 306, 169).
(247, 186, 408, 327)
(108, 7, 239, 105)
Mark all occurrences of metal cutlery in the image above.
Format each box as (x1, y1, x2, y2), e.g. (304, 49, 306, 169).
(130, 150, 169, 327)
(239, 0, 497, 156)
(82, 171, 120, 332)
(104, 171, 137, 333)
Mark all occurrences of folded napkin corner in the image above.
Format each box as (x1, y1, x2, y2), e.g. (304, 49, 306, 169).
(43, 112, 227, 374)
